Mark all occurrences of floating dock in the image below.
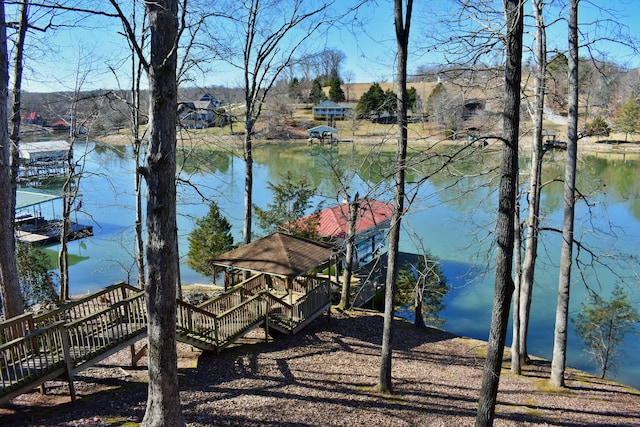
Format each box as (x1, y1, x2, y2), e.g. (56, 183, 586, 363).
(15, 215, 93, 246)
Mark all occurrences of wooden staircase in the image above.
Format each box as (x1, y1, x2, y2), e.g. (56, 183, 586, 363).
(1, 276, 331, 405)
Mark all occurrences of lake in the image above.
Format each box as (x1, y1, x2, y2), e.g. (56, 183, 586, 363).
(23, 140, 640, 390)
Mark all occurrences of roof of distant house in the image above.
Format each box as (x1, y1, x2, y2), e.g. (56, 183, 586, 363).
(313, 100, 346, 108)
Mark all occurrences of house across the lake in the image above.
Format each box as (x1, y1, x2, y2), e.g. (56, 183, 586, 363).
(312, 100, 352, 121)
(178, 93, 223, 129)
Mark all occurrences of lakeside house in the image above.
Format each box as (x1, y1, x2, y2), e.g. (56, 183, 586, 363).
(312, 100, 352, 121)
(178, 93, 223, 129)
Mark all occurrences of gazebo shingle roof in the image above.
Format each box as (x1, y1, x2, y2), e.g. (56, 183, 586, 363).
(210, 233, 335, 278)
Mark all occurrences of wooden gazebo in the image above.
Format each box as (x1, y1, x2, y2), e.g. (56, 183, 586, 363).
(210, 233, 337, 332)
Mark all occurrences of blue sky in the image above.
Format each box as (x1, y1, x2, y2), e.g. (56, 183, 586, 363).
(8, 0, 640, 93)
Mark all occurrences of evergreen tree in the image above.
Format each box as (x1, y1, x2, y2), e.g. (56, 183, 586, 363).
(383, 88, 397, 113)
(289, 77, 300, 99)
(407, 86, 418, 111)
(426, 82, 445, 118)
(187, 201, 234, 277)
(309, 78, 327, 104)
(395, 254, 449, 328)
(254, 171, 320, 238)
(616, 97, 639, 141)
(356, 82, 385, 116)
(584, 116, 610, 140)
(328, 77, 345, 102)
(573, 285, 639, 379)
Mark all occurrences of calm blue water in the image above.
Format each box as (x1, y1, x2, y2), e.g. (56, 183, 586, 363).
(26, 142, 640, 390)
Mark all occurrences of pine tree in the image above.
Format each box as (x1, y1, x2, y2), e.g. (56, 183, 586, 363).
(328, 77, 345, 102)
(16, 243, 59, 308)
(357, 82, 385, 116)
(616, 97, 639, 141)
(254, 172, 319, 238)
(309, 78, 327, 104)
(585, 116, 610, 140)
(187, 201, 234, 277)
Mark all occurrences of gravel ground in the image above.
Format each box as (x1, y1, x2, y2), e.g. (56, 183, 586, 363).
(1, 310, 639, 426)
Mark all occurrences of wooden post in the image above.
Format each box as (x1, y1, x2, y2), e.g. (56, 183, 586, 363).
(288, 278, 294, 333)
(59, 324, 76, 401)
(214, 314, 220, 356)
(264, 296, 269, 343)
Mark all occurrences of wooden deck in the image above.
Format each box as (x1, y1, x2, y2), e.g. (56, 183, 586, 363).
(1, 276, 331, 405)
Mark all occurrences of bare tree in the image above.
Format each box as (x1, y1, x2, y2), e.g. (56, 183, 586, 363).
(58, 83, 96, 302)
(513, 0, 547, 373)
(338, 194, 358, 310)
(109, 1, 148, 288)
(476, 0, 523, 425)
(210, 0, 331, 244)
(0, 1, 24, 318)
(9, 0, 28, 227)
(109, 0, 184, 423)
(377, 0, 412, 394)
(550, 0, 579, 388)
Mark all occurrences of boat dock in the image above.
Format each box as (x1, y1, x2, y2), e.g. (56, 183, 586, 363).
(15, 214, 93, 246)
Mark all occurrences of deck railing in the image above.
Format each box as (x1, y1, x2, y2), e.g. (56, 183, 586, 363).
(0, 321, 72, 398)
(34, 282, 141, 328)
(270, 275, 320, 294)
(177, 301, 217, 343)
(1, 313, 35, 345)
(241, 273, 269, 295)
(65, 292, 147, 367)
(1, 274, 331, 404)
(215, 293, 265, 347)
(265, 279, 331, 333)
(294, 280, 331, 323)
(179, 292, 266, 351)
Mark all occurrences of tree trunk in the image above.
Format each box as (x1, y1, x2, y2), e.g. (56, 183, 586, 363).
(414, 288, 426, 329)
(378, 0, 412, 394)
(0, 2, 24, 319)
(517, 0, 547, 369)
(141, 0, 184, 425)
(550, 0, 579, 388)
(243, 123, 253, 245)
(476, 1, 523, 425)
(131, 15, 145, 289)
(338, 197, 358, 310)
(511, 193, 522, 374)
(9, 0, 28, 226)
(59, 162, 72, 302)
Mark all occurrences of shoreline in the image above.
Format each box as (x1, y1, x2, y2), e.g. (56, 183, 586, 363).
(96, 131, 640, 157)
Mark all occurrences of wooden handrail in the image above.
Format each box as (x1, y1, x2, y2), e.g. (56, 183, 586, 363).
(34, 282, 141, 327)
